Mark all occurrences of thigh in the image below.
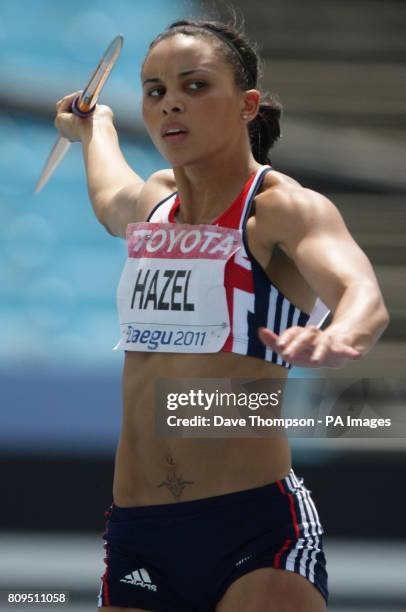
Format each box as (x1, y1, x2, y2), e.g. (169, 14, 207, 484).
(215, 567, 326, 612)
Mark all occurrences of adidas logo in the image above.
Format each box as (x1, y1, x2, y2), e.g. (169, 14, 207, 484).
(120, 568, 157, 591)
(235, 554, 253, 567)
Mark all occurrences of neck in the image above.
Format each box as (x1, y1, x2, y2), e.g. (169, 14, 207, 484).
(173, 150, 262, 224)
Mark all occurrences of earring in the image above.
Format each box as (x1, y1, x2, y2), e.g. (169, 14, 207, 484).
(242, 114, 248, 120)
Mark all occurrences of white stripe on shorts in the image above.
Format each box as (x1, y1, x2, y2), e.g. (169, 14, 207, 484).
(284, 471, 323, 584)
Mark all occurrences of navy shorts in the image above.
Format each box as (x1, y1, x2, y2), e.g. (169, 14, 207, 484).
(98, 469, 328, 610)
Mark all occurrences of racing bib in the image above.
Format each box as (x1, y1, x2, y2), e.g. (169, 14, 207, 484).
(114, 222, 242, 353)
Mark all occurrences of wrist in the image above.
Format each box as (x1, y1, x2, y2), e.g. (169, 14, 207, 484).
(80, 106, 115, 144)
(324, 323, 370, 355)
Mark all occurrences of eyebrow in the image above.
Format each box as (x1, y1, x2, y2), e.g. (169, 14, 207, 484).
(142, 68, 211, 86)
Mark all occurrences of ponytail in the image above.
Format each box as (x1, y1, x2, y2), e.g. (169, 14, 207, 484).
(249, 98, 282, 165)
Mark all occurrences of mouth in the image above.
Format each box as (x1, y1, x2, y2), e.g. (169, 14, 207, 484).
(161, 125, 189, 144)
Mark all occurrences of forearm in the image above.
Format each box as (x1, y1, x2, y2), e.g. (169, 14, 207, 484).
(81, 119, 143, 225)
(326, 281, 389, 355)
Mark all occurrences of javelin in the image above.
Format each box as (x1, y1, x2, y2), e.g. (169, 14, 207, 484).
(35, 34, 124, 194)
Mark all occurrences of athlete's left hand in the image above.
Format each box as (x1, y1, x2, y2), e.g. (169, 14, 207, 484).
(258, 325, 362, 368)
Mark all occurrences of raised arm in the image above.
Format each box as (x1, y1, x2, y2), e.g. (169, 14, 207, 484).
(54, 91, 172, 237)
(256, 187, 389, 368)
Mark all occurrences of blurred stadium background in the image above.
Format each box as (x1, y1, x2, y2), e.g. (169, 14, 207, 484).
(0, 0, 405, 610)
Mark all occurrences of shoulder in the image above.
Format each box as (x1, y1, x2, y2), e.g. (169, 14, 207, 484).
(254, 170, 346, 248)
(137, 168, 176, 220)
(257, 169, 336, 220)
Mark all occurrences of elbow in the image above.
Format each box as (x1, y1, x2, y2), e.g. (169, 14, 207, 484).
(99, 214, 117, 237)
(377, 301, 390, 335)
(91, 196, 110, 230)
(355, 296, 390, 356)
(101, 220, 117, 236)
(367, 282, 390, 339)
(367, 299, 390, 349)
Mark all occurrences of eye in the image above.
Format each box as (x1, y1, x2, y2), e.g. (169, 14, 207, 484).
(147, 87, 165, 97)
(187, 81, 207, 91)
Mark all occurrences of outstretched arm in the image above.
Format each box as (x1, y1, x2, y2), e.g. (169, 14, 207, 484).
(256, 188, 389, 368)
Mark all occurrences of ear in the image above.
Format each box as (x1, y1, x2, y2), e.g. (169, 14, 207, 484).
(240, 89, 260, 121)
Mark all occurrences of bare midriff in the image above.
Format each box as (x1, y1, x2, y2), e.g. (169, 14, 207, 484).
(113, 350, 291, 507)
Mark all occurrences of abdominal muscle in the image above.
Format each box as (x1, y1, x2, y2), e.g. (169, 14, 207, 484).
(113, 350, 291, 507)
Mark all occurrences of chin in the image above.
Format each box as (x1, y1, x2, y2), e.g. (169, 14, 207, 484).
(164, 149, 217, 169)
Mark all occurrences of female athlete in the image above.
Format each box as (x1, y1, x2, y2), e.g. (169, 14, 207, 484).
(55, 19, 389, 612)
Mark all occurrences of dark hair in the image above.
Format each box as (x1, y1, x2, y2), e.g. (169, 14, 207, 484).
(146, 19, 282, 165)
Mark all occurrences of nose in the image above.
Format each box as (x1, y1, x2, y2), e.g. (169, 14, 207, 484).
(162, 104, 183, 115)
(161, 96, 184, 115)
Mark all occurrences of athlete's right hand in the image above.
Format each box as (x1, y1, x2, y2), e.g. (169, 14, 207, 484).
(54, 91, 114, 142)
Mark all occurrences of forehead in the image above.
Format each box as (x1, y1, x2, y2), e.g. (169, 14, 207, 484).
(142, 34, 229, 78)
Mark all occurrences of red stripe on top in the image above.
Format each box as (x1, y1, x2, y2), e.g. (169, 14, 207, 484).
(219, 172, 257, 349)
(221, 256, 254, 352)
(222, 257, 235, 352)
(229, 260, 252, 293)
